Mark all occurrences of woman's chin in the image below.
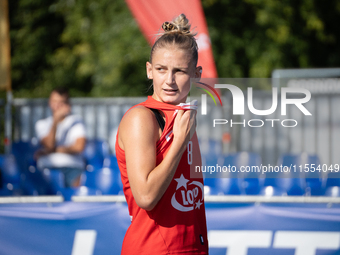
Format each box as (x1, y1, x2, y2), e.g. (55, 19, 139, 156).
(152, 93, 187, 105)
(162, 96, 186, 105)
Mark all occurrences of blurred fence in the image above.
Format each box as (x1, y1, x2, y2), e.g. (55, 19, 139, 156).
(7, 92, 340, 166)
(12, 97, 145, 152)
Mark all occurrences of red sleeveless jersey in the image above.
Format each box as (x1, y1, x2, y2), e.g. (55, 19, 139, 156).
(115, 96, 208, 255)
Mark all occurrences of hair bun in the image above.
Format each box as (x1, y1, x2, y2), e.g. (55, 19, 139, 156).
(162, 22, 177, 32)
(161, 14, 196, 36)
(150, 13, 198, 66)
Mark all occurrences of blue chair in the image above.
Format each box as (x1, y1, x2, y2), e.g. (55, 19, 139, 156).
(19, 173, 39, 196)
(83, 166, 122, 195)
(261, 153, 321, 196)
(261, 154, 304, 196)
(282, 154, 323, 196)
(324, 170, 340, 197)
(41, 168, 65, 194)
(200, 140, 224, 167)
(304, 155, 324, 196)
(0, 154, 21, 184)
(0, 154, 23, 196)
(325, 186, 340, 197)
(235, 152, 263, 195)
(203, 178, 220, 195)
(11, 140, 51, 195)
(200, 139, 225, 194)
(11, 139, 40, 172)
(203, 177, 242, 195)
(204, 152, 263, 195)
(325, 176, 340, 187)
(60, 186, 99, 201)
(83, 140, 110, 171)
(22, 165, 51, 195)
(0, 186, 16, 196)
(106, 155, 123, 193)
(223, 152, 263, 195)
(0, 182, 23, 196)
(259, 184, 287, 196)
(214, 178, 244, 195)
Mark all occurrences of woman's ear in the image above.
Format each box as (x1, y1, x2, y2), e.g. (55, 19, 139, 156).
(146, 62, 153, 79)
(195, 66, 203, 79)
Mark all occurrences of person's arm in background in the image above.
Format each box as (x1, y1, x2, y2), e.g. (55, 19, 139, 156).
(40, 104, 71, 152)
(55, 137, 86, 154)
(55, 115, 87, 155)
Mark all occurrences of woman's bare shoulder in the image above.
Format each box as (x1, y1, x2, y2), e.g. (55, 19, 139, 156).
(120, 105, 155, 127)
(118, 105, 159, 149)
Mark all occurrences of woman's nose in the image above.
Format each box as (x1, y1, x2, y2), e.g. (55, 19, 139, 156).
(166, 71, 175, 85)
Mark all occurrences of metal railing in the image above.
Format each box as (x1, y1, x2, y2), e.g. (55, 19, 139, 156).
(7, 93, 340, 166)
(1, 195, 340, 204)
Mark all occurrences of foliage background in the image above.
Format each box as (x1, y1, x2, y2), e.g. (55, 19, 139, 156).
(8, 0, 340, 97)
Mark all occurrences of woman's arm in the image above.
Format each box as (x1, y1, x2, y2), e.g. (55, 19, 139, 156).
(118, 106, 196, 211)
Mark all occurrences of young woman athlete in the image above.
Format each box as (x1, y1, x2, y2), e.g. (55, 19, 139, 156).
(115, 14, 208, 255)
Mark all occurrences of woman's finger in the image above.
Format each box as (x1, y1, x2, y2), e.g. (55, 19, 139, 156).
(176, 109, 184, 119)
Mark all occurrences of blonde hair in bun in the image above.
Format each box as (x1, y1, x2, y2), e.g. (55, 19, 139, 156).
(150, 14, 198, 67)
(161, 14, 197, 36)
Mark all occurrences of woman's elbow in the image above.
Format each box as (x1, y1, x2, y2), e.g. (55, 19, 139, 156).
(135, 195, 157, 211)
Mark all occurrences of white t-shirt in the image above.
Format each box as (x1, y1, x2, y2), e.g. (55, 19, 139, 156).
(35, 114, 86, 169)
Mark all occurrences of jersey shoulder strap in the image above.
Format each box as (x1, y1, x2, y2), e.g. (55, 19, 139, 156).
(150, 108, 165, 132)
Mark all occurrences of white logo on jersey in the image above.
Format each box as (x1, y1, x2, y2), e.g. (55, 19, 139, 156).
(165, 130, 173, 142)
(171, 174, 204, 212)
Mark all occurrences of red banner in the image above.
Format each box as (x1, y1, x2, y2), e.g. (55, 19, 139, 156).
(125, 0, 218, 78)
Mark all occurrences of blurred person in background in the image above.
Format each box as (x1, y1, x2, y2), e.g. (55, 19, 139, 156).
(34, 87, 86, 187)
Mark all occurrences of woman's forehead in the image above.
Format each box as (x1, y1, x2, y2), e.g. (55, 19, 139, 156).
(152, 47, 194, 66)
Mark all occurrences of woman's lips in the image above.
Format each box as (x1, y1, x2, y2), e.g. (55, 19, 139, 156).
(163, 88, 178, 95)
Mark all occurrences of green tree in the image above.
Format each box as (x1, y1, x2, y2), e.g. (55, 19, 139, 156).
(9, 0, 65, 97)
(203, 0, 340, 79)
(9, 0, 151, 98)
(9, 0, 340, 97)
